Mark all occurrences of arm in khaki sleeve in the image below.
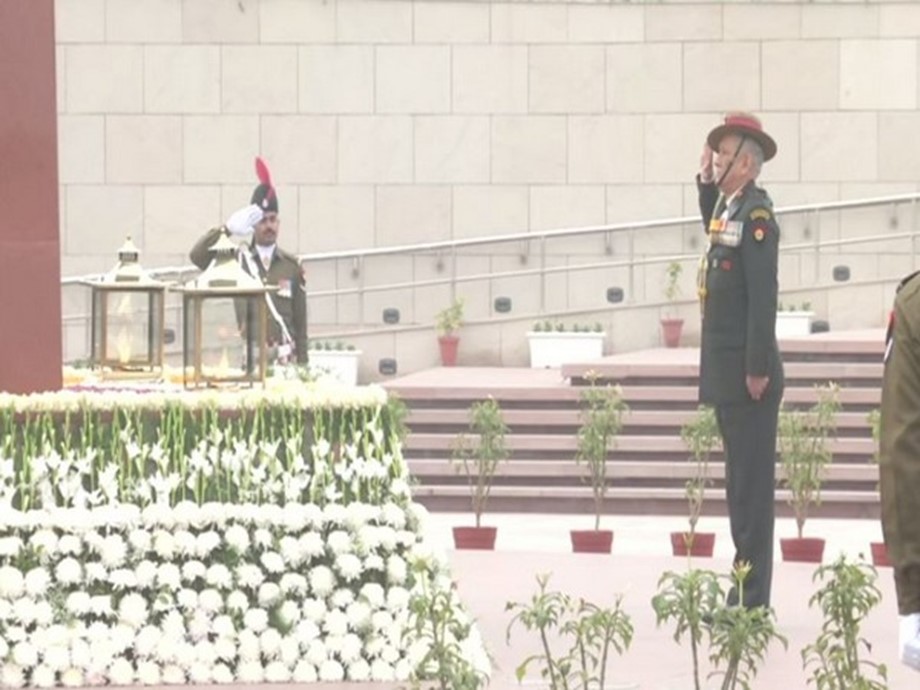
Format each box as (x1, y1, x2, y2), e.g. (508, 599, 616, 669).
(293, 266, 308, 364)
(697, 177, 719, 233)
(189, 227, 225, 271)
(740, 210, 780, 376)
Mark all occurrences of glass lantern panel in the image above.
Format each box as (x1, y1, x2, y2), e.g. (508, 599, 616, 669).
(194, 295, 266, 379)
(104, 290, 152, 366)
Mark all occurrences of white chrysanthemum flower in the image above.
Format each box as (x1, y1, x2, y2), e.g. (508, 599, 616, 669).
(381, 643, 401, 664)
(323, 502, 348, 526)
(109, 658, 134, 685)
(213, 614, 236, 639)
(134, 560, 157, 589)
(196, 531, 221, 558)
(54, 558, 82, 586)
(136, 660, 161, 686)
(335, 553, 362, 581)
(386, 555, 407, 584)
(359, 582, 385, 607)
(176, 641, 198, 668)
(109, 568, 138, 590)
(60, 667, 83, 688)
(371, 610, 394, 632)
(340, 632, 363, 663)
(224, 524, 250, 552)
(88, 595, 111, 617)
(174, 530, 196, 557)
(304, 638, 327, 666)
(4, 625, 25, 644)
(31, 529, 58, 558)
(30, 664, 56, 688)
(226, 589, 249, 612)
(197, 588, 223, 614)
(189, 610, 212, 641)
(176, 588, 198, 610)
(0, 537, 23, 559)
(257, 582, 282, 607)
(278, 536, 302, 565)
(161, 610, 186, 637)
(279, 635, 300, 666)
(243, 607, 268, 633)
(66, 591, 91, 616)
(347, 658, 371, 681)
(265, 660, 290, 683)
(381, 502, 407, 528)
(259, 628, 282, 659)
(279, 572, 307, 596)
(277, 599, 300, 628)
(214, 637, 236, 662)
(395, 657, 413, 681)
(318, 658, 345, 682)
(181, 559, 207, 583)
(42, 644, 69, 671)
(324, 609, 349, 637)
(309, 565, 335, 596)
(387, 586, 411, 611)
(237, 661, 263, 683)
(377, 525, 399, 551)
(236, 564, 264, 589)
(188, 662, 211, 684)
(346, 601, 372, 630)
(23, 567, 50, 597)
(58, 535, 81, 555)
(237, 629, 261, 661)
(294, 619, 320, 646)
(364, 554, 385, 572)
(330, 587, 355, 609)
(253, 528, 273, 549)
(302, 597, 327, 624)
(100, 535, 127, 568)
(161, 664, 185, 685)
(156, 562, 181, 591)
(68, 639, 91, 668)
(84, 562, 107, 583)
(152, 530, 176, 559)
(327, 529, 353, 555)
(12, 596, 37, 625)
(396, 529, 418, 547)
(205, 563, 232, 589)
(298, 532, 324, 558)
(134, 625, 160, 658)
(11, 641, 38, 667)
(370, 659, 396, 681)
(211, 662, 233, 684)
(118, 592, 148, 628)
(292, 660, 318, 682)
(260, 551, 285, 574)
(127, 529, 151, 553)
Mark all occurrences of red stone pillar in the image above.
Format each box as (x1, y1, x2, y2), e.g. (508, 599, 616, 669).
(0, 0, 63, 393)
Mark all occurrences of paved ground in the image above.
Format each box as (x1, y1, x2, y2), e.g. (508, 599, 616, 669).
(424, 512, 916, 689)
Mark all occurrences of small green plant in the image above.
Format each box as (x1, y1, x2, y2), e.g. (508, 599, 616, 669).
(651, 567, 723, 690)
(802, 555, 888, 690)
(450, 397, 510, 527)
(707, 562, 788, 690)
(778, 383, 842, 539)
(867, 409, 880, 465)
(506, 573, 633, 690)
(436, 297, 465, 337)
(531, 322, 606, 334)
(576, 380, 628, 531)
(406, 558, 490, 690)
(680, 405, 720, 550)
(665, 261, 683, 304)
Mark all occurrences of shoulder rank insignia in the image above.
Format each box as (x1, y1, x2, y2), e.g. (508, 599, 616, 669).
(749, 208, 771, 221)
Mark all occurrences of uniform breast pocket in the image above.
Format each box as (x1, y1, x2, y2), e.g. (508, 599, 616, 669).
(276, 279, 293, 300)
(706, 252, 743, 293)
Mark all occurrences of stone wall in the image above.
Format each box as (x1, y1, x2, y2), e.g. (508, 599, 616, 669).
(55, 0, 920, 365)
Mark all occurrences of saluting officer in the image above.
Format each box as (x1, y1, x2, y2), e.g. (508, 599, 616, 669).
(190, 158, 308, 364)
(697, 112, 785, 609)
(879, 271, 920, 670)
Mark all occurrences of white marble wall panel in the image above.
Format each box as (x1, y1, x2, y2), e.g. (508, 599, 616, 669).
(529, 46, 605, 114)
(376, 46, 451, 114)
(529, 186, 605, 233)
(336, 0, 412, 43)
(801, 112, 878, 182)
(181, 0, 259, 43)
(840, 40, 917, 111)
(762, 42, 838, 112)
(683, 43, 761, 112)
(299, 46, 374, 114)
(491, 117, 566, 184)
(375, 186, 452, 246)
(567, 5, 643, 44)
(145, 46, 220, 114)
(491, 3, 567, 44)
(66, 47, 143, 113)
(144, 186, 221, 255)
(259, 0, 335, 43)
(106, 116, 183, 184)
(452, 46, 528, 114)
(183, 117, 260, 183)
(568, 115, 644, 184)
(55, 0, 104, 43)
(645, 4, 721, 42)
(338, 116, 413, 184)
(606, 44, 682, 114)
(222, 46, 298, 113)
(107, 0, 182, 43)
(453, 186, 529, 239)
(298, 186, 375, 252)
(413, 2, 489, 43)
(66, 186, 144, 255)
(58, 116, 104, 184)
(414, 117, 490, 184)
(802, 5, 879, 40)
(260, 116, 337, 184)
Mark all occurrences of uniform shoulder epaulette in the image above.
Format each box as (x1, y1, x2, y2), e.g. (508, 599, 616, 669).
(749, 207, 772, 221)
(897, 270, 920, 293)
(275, 247, 299, 263)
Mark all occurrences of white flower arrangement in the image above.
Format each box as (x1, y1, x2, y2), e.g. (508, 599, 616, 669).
(0, 388, 489, 687)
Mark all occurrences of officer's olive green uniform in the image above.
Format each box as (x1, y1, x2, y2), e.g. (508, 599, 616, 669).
(698, 178, 785, 609)
(880, 271, 920, 616)
(190, 227, 308, 364)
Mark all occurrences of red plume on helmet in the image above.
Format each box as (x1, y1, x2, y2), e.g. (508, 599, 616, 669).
(255, 157, 275, 201)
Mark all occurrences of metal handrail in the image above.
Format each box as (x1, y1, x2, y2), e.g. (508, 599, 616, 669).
(60, 191, 920, 286)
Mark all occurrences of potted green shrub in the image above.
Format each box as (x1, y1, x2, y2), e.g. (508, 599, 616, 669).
(778, 383, 842, 563)
(526, 320, 606, 368)
(671, 405, 720, 558)
(802, 554, 888, 689)
(435, 296, 465, 366)
(307, 339, 362, 386)
(450, 397, 509, 550)
(661, 260, 684, 348)
(506, 573, 634, 690)
(865, 408, 889, 567)
(776, 300, 815, 339)
(571, 380, 628, 553)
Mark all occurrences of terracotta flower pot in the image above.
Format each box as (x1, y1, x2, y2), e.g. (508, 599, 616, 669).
(438, 335, 459, 366)
(670, 531, 716, 558)
(660, 318, 684, 348)
(780, 537, 825, 563)
(570, 529, 613, 554)
(452, 526, 496, 550)
(870, 541, 891, 568)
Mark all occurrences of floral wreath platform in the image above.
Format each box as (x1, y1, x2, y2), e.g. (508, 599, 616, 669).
(0, 382, 489, 688)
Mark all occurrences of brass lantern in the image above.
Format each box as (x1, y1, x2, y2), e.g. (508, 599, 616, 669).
(82, 237, 166, 378)
(173, 232, 276, 388)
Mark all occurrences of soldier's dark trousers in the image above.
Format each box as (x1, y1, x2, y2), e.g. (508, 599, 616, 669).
(715, 394, 781, 609)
